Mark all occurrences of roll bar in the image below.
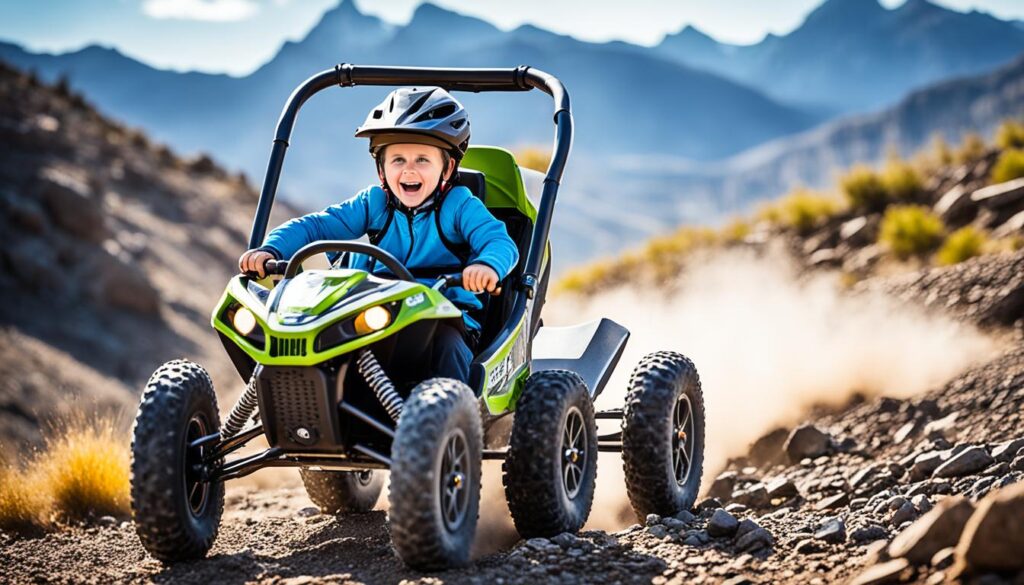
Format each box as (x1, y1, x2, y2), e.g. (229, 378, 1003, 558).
(247, 64, 572, 297)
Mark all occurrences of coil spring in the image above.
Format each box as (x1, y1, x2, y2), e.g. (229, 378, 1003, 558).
(222, 376, 259, 438)
(357, 349, 403, 421)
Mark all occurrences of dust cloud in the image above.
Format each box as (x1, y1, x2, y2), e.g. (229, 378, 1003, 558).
(534, 246, 1002, 533)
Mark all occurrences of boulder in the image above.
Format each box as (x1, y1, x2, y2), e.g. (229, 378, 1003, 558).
(707, 471, 738, 500)
(765, 476, 799, 499)
(840, 215, 880, 247)
(784, 424, 831, 462)
(910, 451, 946, 481)
(932, 446, 993, 478)
(991, 209, 1024, 239)
(814, 517, 846, 544)
(90, 251, 160, 315)
(888, 496, 975, 564)
(971, 177, 1024, 209)
(954, 481, 1024, 573)
(933, 185, 976, 224)
(748, 427, 789, 468)
(991, 437, 1024, 463)
(731, 483, 769, 508)
(38, 167, 108, 243)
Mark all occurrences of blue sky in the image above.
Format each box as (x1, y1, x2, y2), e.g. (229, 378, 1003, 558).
(3, 0, 1024, 75)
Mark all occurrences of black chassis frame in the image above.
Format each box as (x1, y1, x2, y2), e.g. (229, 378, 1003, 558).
(191, 64, 602, 484)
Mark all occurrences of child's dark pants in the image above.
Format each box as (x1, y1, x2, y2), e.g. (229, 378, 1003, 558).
(431, 321, 474, 383)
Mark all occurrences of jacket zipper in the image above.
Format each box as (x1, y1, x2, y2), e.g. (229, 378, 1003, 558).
(404, 212, 415, 264)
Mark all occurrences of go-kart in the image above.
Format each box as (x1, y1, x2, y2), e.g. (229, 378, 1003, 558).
(129, 64, 706, 570)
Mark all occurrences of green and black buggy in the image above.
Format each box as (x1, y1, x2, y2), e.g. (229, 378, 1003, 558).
(129, 64, 707, 569)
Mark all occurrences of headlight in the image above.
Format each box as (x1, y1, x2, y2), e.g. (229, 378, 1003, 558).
(232, 307, 257, 336)
(354, 305, 392, 335)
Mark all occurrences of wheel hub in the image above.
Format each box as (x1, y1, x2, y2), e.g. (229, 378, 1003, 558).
(561, 407, 587, 499)
(672, 394, 695, 486)
(184, 415, 211, 517)
(439, 431, 469, 532)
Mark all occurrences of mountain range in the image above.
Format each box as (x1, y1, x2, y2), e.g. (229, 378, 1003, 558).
(2, 0, 1023, 268)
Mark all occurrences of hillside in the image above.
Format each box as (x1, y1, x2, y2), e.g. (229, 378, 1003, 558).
(0, 62, 297, 448)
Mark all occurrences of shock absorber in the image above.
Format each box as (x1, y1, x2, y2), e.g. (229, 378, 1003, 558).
(222, 375, 259, 438)
(356, 348, 403, 421)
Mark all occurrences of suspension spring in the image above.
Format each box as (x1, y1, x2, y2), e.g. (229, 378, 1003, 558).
(357, 349, 403, 421)
(222, 375, 259, 438)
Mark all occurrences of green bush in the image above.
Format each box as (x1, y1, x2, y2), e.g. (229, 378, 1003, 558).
(991, 149, 1024, 184)
(881, 158, 924, 202)
(841, 165, 889, 211)
(936, 226, 988, 266)
(995, 119, 1024, 150)
(878, 205, 945, 259)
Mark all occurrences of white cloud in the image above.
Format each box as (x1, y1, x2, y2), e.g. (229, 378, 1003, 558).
(142, 0, 260, 22)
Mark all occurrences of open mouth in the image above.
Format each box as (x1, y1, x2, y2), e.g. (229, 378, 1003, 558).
(400, 182, 423, 194)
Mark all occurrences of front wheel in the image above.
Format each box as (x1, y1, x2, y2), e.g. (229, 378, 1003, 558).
(130, 360, 224, 563)
(621, 351, 705, 520)
(503, 370, 598, 538)
(388, 378, 482, 570)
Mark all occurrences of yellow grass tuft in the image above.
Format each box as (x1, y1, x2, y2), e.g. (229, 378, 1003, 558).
(878, 205, 946, 259)
(0, 416, 130, 532)
(759, 188, 844, 234)
(38, 417, 130, 520)
(936, 226, 988, 266)
(991, 149, 1024, 184)
(994, 119, 1024, 150)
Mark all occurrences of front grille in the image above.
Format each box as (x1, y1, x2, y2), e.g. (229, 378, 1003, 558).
(256, 366, 339, 450)
(270, 336, 307, 358)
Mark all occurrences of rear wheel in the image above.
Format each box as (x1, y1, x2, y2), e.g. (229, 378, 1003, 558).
(388, 378, 481, 570)
(300, 469, 384, 514)
(130, 360, 224, 563)
(621, 351, 705, 519)
(503, 370, 597, 538)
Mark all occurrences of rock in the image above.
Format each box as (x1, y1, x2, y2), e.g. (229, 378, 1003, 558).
(794, 538, 824, 555)
(525, 537, 556, 552)
(661, 517, 686, 531)
(90, 251, 160, 314)
(888, 496, 975, 564)
(673, 510, 695, 524)
(840, 216, 879, 246)
(910, 452, 946, 481)
(932, 446, 993, 478)
(785, 424, 832, 462)
(851, 525, 888, 543)
(953, 480, 1024, 572)
(843, 244, 883, 273)
(934, 185, 976, 223)
(735, 519, 760, 538)
(814, 517, 846, 544)
(296, 506, 319, 518)
(724, 503, 747, 514)
(890, 501, 918, 527)
(748, 427, 789, 468)
(808, 248, 841, 268)
(971, 177, 1024, 209)
(815, 492, 850, 511)
(696, 498, 722, 512)
(645, 514, 661, 527)
(992, 209, 1024, 239)
(765, 477, 799, 499)
(931, 547, 955, 570)
(708, 471, 738, 500)
(911, 494, 933, 514)
(1012, 455, 1024, 472)
(893, 421, 922, 445)
(732, 483, 769, 509)
(991, 438, 1024, 463)
(707, 509, 739, 538)
(551, 532, 579, 548)
(97, 515, 117, 527)
(646, 525, 668, 539)
(849, 558, 910, 585)
(922, 413, 958, 440)
(735, 526, 773, 552)
(38, 167, 108, 243)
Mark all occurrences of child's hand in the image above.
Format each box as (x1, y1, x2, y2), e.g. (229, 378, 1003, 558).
(462, 264, 501, 295)
(239, 249, 275, 278)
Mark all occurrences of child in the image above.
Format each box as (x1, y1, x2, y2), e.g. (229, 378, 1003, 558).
(238, 87, 519, 383)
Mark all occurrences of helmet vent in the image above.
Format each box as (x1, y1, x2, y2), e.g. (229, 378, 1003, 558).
(372, 109, 383, 119)
(449, 118, 466, 129)
(405, 90, 435, 119)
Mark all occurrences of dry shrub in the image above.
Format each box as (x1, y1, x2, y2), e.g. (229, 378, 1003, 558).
(936, 226, 988, 266)
(760, 188, 843, 235)
(0, 416, 129, 532)
(38, 417, 130, 520)
(0, 463, 49, 531)
(881, 157, 924, 202)
(719, 217, 752, 243)
(879, 205, 945, 259)
(841, 165, 888, 211)
(954, 132, 988, 166)
(994, 119, 1024, 150)
(991, 149, 1024, 184)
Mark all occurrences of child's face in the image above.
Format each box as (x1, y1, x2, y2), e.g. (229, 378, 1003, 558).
(380, 143, 454, 208)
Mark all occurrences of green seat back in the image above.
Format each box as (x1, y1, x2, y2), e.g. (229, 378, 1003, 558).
(461, 146, 537, 222)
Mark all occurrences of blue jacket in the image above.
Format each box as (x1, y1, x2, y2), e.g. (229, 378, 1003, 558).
(261, 185, 519, 330)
